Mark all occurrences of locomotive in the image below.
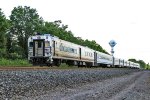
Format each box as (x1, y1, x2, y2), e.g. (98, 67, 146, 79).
(28, 34, 140, 68)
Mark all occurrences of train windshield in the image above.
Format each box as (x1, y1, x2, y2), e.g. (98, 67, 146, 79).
(45, 41, 50, 47)
(29, 42, 33, 47)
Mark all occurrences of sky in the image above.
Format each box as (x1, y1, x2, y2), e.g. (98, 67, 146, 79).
(0, 0, 150, 63)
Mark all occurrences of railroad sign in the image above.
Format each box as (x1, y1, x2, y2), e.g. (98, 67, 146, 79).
(109, 40, 117, 67)
(109, 40, 116, 47)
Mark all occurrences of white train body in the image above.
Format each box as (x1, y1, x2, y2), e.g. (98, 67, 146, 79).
(96, 51, 112, 66)
(28, 34, 140, 68)
(114, 58, 120, 67)
(54, 38, 80, 61)
(28, 34, 53, 65)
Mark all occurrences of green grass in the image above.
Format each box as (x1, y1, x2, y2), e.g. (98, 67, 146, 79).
(0, 58, 32, 67)
(58, 63, 78, 69)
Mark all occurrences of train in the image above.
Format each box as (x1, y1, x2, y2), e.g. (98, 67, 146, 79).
(28, 34, 140, 68)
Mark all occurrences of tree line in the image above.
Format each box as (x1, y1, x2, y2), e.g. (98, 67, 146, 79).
(0, 6, 108, 59)
(0, 6, 148, 68)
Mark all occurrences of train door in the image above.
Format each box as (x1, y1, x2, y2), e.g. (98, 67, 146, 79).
(79, 47, 81, 59)
(94, 52, 97, 66)
(53, 40, 56, 56)
(119, 59, 120, 66)
(33, 40, 45, 56)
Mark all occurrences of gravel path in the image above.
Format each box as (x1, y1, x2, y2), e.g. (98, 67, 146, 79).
(0, 68, 149, 100)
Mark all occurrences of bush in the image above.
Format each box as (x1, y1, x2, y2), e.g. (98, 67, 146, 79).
(0, 58, 32, 67)
(0, 48, 7, 58)
(59, 63, 69, 68)
(58, 63, 78, 69)
(7, 53, 23, 60)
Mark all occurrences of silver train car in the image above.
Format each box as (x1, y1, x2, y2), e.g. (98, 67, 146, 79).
(28, 34, 140, 68)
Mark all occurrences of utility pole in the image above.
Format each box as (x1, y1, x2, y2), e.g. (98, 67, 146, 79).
(109, 40, 117, 67)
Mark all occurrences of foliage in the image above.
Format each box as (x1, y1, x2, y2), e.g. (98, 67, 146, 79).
(39, 20, 109, 54)
(128, 58, 147, 69)
(0, 8, 10, 58)
(2, 6, 148, 67)
(138, 60, 146, 68)
(59, 63, 69, 68)
(0, 58, 31, 66)
(0, 6, 109, 66)
(0, 48, 7, 58)
(9, 6, 43, 58)
(0, 9, 9, 45)
(145, 63, 150, 69)
(128, 59, 137, 63)
(59, 63, 77, 69)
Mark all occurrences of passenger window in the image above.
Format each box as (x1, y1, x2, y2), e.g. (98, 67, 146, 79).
(55, 42, 57, 46)
(64, 47, 68, 52)
(74, 49, 77, 54)
(45, 41, 50, 47)
(60, 45, 64, 51)
(71, 48, 74, 53)
(29, 42, 33, 47)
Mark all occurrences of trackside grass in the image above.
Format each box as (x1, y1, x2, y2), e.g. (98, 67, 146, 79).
(0, 58, 32, 67)
(58, 63, 82, 69)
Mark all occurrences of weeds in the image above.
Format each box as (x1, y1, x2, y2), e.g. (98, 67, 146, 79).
(0, 58, 32, 67)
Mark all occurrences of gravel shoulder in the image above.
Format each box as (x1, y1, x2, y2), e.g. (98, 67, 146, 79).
(0, 68, 149, 100)
(28, 71, 150, 100)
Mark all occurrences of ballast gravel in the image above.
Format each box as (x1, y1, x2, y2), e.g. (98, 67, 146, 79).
(0, 68, 145, 100)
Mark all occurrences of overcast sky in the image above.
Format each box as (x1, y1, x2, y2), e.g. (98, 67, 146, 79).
(0, 0, 150, 63)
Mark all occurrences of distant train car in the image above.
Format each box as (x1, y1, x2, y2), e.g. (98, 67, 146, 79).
(124, 61, 127, 67)
(119, 59, 124, 67)
(96, 51, 112, 67)
(132, 62, 140, 69)
(28, 34, 140, 68)
(130, 62, 134, 68)
(126, 61, 130, 68)
(114, 57, 120, 67)
(79, 46, 95, 66)
(135, 63, 140, 68)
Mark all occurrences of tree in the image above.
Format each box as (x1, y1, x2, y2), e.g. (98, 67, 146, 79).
(128, 58, 147, 69)
(146, 63, 150, 69)
(39, 20, 109, 54)
(128, 59, 137, 63)
(10, 6, 43, 58)
(138, 60, 146, 68)
(0, 8, 9, 58)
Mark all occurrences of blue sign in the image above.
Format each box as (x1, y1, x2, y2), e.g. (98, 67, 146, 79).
(109, 40, 116, 47)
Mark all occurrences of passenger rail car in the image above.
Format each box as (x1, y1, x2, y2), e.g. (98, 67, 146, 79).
(28, 34, 140, 68)
(96, 51, 112, 67)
